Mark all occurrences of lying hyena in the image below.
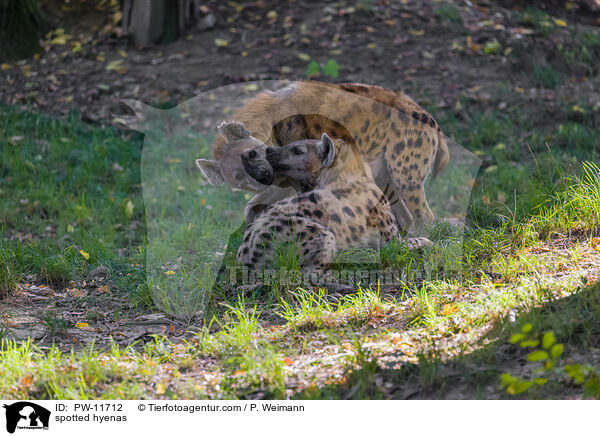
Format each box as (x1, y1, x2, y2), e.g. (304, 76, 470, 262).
(237, 133, 429, 274)
(196, 81, 449, 233)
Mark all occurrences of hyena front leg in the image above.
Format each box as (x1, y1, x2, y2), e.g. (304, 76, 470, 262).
(384, 163, 433, 234)
(238, 215, 336, 273)
(366, 194, 401, 245)
(374, 162, 413, 233)
(298, 225, 337, 272)
(400, 183, 433, 233)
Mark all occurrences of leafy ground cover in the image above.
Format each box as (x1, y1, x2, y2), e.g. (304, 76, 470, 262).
(1, 0, 599, 399)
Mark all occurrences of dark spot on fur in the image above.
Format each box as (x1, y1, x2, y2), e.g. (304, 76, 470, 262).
(395, 142, 405, 154)
(361, 120, 370, 133)
(342, 207, 355, 217)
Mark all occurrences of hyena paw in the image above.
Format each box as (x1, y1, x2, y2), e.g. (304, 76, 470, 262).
(406, 237, 433, 250)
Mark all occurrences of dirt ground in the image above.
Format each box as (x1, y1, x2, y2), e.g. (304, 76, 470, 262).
(1, 0, 599, 128)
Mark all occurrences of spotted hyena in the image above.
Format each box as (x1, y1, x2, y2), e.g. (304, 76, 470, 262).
(196, 81, 449, 233)
(237, 133, 427, 274)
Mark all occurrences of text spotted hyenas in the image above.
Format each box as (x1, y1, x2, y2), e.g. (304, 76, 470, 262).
(197, 81, 449, 233)
(237, 133, 413, 274)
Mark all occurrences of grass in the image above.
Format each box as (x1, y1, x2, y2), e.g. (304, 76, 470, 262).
(0, 106, 145, 297)
(532, 65, 563, 89)
(434, 4, 462, 24)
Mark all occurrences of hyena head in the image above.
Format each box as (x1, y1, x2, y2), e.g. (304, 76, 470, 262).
(240, 142, 273, 186)
(262, 133, 337, 186)
(195, 121, 273, 192)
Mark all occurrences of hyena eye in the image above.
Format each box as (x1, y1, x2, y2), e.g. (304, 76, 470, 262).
(294, 148, 304, 155)
(249, 150, 257, 159)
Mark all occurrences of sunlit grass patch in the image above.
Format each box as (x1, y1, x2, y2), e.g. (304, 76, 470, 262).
(530, 161, 600, 238)
(277, 285, 391, 331)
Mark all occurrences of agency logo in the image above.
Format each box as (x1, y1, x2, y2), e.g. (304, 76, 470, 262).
(2, 402, 50, 434)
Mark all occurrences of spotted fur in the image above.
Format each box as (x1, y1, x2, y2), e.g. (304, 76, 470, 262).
(237, 135, 400, 272)
(208, 81, 449, 232)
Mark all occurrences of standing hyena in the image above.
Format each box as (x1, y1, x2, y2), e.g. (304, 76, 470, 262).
(196, 81, 449, 233)
(237, 133, 429, 274)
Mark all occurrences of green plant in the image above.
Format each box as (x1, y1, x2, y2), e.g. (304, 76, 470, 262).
(522, 8, 554, 37)
(305, 59, 339, 78)
(0, 241, 18, 297)
(532, 65, 563, 89)
(500, 324, 600, 398)
(38, 311, 69, 337)
(434, 4, 462, 24)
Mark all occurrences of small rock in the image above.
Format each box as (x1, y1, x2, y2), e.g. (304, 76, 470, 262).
(88, 266, 108, 281)
(198, 14, 216, 31)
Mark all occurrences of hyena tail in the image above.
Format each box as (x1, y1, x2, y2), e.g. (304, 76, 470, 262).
(431, 131, 450, 179)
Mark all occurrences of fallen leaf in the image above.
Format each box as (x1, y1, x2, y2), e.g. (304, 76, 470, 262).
(9, 136, 24, 144)
(50, 35, 68, 45)
(440, 304, 459, 316)
(1, 63, 12, 70)
(155, 383, 165, 394)
(298, 53, 311, 61)
(97, 285, 110, 293)
(106, 59, 128, 74)
(125, 199, 134, 219)
(592, 237, 600, 251)
(243, 83, 259, 93)
(214, 38, 229, 47)
(21, 374, 34, 389)
(283, 357, 294, 365)
(70, 288, 86, 297)
(75, 322, 89, 328)
(554, 19, 567, 27)
(79, 250, 90, 260)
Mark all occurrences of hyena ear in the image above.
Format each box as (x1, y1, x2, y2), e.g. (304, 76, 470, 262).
(217, 121, 251, 143)
(320, 133, 336, 167)
(196, 159, 226, 185)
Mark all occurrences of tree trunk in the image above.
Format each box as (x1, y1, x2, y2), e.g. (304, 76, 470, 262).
(122, 0, 196, 45)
